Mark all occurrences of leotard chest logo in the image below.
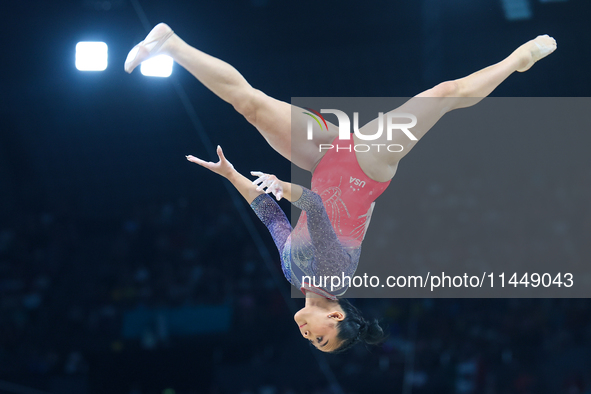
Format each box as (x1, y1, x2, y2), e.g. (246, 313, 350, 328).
(350, 176, 366, 188)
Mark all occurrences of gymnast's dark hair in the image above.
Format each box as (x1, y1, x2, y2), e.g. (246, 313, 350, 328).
(330, 298, 388, 354)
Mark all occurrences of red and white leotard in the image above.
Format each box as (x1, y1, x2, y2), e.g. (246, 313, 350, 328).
(250, 137, 391, 298)
(303, 138, 391, 249)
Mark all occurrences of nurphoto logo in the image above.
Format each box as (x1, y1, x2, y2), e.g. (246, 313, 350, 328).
(303, 108, 418, 152)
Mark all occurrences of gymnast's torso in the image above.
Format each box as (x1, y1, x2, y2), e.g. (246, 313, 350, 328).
(286, 138, 391, 297)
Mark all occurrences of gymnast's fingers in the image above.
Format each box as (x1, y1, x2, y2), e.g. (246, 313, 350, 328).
(252, 173, 267, 186)
(216, 145, 226, 161)
(264, 180, 275, 194)
(258, 177, 273, 192)
(186, 155, 212, 168)
(254, 176, 267, 186)
(267, 180, 281, 195)
(253, 176, 268, 190)
(270, 181, 283, 200)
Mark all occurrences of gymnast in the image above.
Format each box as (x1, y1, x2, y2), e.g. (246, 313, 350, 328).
(124, 23, 556, 353)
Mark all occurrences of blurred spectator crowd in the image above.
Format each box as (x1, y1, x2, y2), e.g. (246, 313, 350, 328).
(0, 168, 590, 394)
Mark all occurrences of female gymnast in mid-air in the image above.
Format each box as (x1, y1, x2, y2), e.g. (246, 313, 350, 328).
(124, 23, 556, 353)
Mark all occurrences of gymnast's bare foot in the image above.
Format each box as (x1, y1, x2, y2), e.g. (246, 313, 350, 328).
(124, 23, 175, 73)
(515, 34, 557, 72)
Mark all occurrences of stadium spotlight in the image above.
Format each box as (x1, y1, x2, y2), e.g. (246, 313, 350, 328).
(75, 41, 108, 71)
(140, 55, 173, 77)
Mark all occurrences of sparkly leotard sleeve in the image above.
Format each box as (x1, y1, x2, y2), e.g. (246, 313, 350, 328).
(250, 188, 354, 299)
(250, 138, 391, 299)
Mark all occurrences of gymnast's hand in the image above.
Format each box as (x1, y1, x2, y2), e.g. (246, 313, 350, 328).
(250, 171, 285, 201)
(185, 145, 235, 179)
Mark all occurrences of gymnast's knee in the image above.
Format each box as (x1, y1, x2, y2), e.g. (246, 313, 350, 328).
(430, 80, 461, 98)
(231, 88, 260, 121)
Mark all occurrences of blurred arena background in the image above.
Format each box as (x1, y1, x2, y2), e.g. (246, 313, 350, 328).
(1, 0, 590, 393)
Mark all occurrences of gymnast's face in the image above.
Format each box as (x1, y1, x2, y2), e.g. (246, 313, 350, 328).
(294, 305, 345, 352)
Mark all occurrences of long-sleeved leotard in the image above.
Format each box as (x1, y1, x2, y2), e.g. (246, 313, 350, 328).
(250, 138, 391, 298)
(251, 188, 356, 299)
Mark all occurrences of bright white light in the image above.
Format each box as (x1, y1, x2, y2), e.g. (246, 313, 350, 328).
(140, 55, 173, 78)
(75, 42, 108, 71)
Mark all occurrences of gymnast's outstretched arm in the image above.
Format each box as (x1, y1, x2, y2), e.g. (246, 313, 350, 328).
(185, 145, 303, 204)
(186, 147, 350, 284)
(186, 146, 296, 282)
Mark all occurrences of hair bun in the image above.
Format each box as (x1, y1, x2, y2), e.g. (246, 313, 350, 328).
(333, 299, 389, 353)
(361, 319, 387, 345)
(356, 321, 369, 339)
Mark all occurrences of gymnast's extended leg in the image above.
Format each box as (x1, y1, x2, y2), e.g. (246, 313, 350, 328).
(357, 35, 557, 181)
